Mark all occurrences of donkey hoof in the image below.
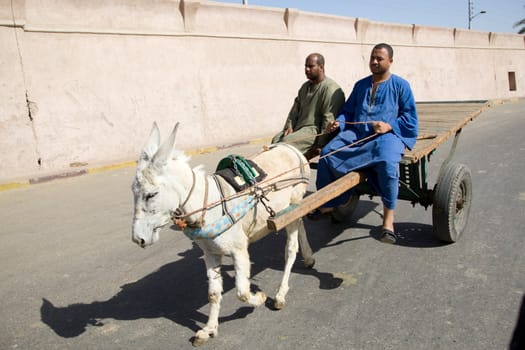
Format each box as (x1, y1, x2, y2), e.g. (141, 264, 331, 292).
(274, 299, 285, 310)
(193, 330, 210, 346)
(256, 291, 267, 306)
(304, 258, 316, 269)
(193, 336, 208, 347)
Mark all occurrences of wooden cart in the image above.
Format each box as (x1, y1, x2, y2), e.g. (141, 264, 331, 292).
(267, 101, 490, 243)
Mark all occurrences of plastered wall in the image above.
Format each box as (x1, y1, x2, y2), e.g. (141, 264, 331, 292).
(1, 0, 524, 182)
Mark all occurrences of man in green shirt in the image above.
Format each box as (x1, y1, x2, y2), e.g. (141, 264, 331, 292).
(272, 53, 345, 159)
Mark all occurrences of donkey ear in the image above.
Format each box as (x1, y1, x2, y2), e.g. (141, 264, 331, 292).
(152, 122, 180, 167)
(139, 122, 161, 165)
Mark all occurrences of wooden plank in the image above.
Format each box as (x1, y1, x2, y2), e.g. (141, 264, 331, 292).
(267, 171, 365, 232)
(403, 101, 489, 162)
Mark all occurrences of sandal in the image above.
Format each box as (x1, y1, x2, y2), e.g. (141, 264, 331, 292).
(380, 228, 397, 244)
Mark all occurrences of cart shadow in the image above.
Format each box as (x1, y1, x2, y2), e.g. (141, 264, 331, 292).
(304, 198, 444, 248)
(303, 200, 379, 248)
(389, 222, 445, 248)
(40, 224, 349, 340)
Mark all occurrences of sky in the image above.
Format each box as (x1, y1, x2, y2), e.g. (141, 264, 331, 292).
(213, 0, 524, 34)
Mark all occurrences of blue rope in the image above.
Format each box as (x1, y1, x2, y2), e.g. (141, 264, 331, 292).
(183, 195, 256, 240)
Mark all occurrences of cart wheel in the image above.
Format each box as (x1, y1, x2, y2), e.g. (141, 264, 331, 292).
(332, 193, 360, 222)
(432, 163, 472, 243)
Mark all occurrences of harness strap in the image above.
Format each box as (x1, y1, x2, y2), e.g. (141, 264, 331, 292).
(175, 144, 310, 224)
(212, 175, 236, 224)
(183, 195, 256, 240)
(180, 169, 196, 209)
(269, 143, 308, 183)
(173, 170, 209, 229)
(198, 176, 209, 226)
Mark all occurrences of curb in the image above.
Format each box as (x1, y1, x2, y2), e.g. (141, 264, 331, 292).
(0, 137, 271, 192)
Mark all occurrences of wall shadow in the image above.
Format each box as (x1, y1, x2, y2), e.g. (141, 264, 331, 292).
(510, 293, 525, 350)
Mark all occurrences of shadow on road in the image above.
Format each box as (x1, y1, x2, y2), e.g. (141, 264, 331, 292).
(40, 226, 347, 341)
(40, 199, 443, 340)
(393, 222, 444, 248)
(319, 199, 444, 248)
(41, 245, 211, 338)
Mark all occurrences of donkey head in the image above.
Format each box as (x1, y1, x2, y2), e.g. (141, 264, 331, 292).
(131, 122, 184, 248)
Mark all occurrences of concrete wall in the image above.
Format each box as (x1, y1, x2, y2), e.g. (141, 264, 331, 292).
(1, 0, 524, 182)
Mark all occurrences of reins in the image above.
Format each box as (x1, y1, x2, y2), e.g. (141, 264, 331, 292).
(172, 169, 209, 229)
(273, 121, 378, 146)
(170, 121, 431, 227)
(172, 129, 380, 225)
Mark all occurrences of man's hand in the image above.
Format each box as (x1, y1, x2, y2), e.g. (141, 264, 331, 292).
(371, 121, 392, 134)
(325, 120, 340, 134)
(304, 145, 321, 160)
(283, 127, 293, 136)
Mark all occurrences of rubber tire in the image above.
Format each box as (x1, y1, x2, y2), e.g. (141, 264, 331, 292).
(332, 193, 360, 223)
(432, 163, 472, 243)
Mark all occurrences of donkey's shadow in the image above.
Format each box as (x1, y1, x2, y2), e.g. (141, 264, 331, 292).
(41, 245, 212, 338)
(40, 202, 368, 340)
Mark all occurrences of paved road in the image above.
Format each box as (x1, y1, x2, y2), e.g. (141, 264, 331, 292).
(1, 100, 524, 350)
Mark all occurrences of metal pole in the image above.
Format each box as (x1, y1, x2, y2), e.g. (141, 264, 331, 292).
(468, 0, 486, 30)
(468, 0, 472, 30)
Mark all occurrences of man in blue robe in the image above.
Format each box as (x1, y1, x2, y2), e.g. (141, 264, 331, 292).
(312, 43, 418, 244)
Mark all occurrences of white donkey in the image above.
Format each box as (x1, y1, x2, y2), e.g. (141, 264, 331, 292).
(131, 122, 315, 345)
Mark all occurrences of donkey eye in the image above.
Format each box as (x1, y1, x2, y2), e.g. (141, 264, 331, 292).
(144, 192, 158, 201)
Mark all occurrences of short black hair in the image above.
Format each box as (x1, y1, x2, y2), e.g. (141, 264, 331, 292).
(309, 53, 325, 66)
(373, 43, 394, 59)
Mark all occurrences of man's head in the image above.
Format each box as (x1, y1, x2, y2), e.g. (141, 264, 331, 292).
(305, 53, 325, 83)
(369, 43, 393, 77)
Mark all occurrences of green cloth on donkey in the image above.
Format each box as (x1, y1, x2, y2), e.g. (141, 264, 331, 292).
(215, 155, 267, 191)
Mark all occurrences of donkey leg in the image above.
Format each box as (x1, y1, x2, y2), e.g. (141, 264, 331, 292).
(232, 246, 267, 307)
(274, 220, 300, 309)
(194, 253, 223, 346)
(297, 217, 315, 269)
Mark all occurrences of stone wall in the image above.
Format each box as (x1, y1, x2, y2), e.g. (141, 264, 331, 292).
(1, 0, 524, 182)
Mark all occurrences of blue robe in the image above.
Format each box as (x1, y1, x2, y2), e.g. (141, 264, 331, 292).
(316, 74, 418, 209)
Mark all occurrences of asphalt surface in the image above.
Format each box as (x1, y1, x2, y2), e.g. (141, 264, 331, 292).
(1, 100, 524, 350)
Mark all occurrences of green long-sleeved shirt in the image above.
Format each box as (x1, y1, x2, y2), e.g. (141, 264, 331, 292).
(284, 77, 345, 147)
